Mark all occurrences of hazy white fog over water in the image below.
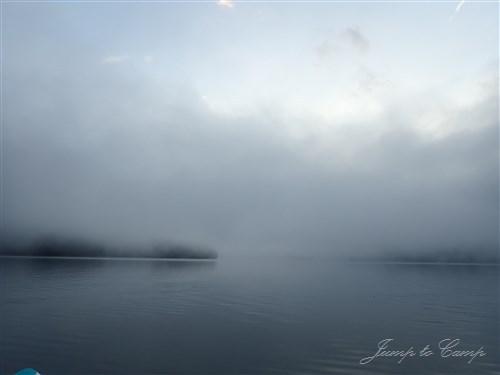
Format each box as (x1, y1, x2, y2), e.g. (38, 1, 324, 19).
(2, 1, 498, 259)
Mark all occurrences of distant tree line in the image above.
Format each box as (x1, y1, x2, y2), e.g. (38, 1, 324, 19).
(368, 248, 499, 264)
(1, 236, 218, 260)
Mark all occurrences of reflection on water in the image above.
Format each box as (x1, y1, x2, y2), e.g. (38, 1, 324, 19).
(1, 258, 498, 374)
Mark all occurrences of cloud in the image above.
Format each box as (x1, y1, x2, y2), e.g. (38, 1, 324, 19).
(342, 27, 369, 53)
(217, 0, 234, 9)
(356, 66, 383, 93)
(144, 55, 154, 64)
(317, 27, 369, 62)
(101, 55, 128, 65)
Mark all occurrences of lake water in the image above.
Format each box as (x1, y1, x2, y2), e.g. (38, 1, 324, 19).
(1, 257, 499, 374)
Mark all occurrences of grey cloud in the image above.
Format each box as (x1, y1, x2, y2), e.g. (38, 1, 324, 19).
(342, 27, 369, 53)
(317, 27, 369, 62)
(356, 66, 384, 93)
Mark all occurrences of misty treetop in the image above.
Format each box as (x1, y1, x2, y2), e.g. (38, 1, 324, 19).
(3, 236, 218, 260)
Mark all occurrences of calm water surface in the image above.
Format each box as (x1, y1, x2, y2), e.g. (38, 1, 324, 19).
(1, 257, 498, 374)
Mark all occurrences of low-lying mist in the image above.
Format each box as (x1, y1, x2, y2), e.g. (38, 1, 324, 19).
(2, 55, 498, 261)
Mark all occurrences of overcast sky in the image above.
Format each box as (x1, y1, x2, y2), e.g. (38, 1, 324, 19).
(2, 0, 498, 257)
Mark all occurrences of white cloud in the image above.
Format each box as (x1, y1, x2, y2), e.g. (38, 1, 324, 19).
(144, 55, 154, 64)
(217, 0, 234, 9)
(101, 55, 128, 65)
